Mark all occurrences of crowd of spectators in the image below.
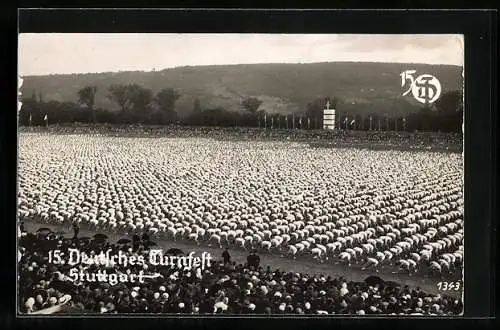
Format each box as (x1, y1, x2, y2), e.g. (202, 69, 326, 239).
(19, 228, 463, 315)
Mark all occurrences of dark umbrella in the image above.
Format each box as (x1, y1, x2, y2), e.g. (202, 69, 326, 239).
(93, 233, 108, 241)
(144, 241, 157, 248)
(364, 276, 384, 287)
(166, 248, 184, 256)
(36, 228, 52, 237)
(384, 280, 400, 288)
(77, 237, 91, 246)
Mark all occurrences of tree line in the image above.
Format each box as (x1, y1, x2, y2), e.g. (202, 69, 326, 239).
(18, 84, 463, 133)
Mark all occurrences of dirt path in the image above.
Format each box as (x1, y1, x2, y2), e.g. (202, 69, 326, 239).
(21, 220, 461, 298)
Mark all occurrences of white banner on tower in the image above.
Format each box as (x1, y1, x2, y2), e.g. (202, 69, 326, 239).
(323, 100, 336, 130)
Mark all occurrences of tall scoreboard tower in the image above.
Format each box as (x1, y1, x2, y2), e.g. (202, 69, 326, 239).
(323, 100, 336, 130)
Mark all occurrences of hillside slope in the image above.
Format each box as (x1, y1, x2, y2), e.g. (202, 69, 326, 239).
(21, 62, 463, 117)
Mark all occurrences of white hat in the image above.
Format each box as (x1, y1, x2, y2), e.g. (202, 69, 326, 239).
(274, 291, 282, 297)
(25, 298, 35, 308)
(178, 302, 185, 309)
(249, 303, 256, 310)
(278, 304, 286, 311)
(153, 292, 160, 299)
(159, 286, 166, 292)
(358, 310, 365, 315)
(131, 291, 138, 298)
(214, 302, 228, 312)
(305, 302, 311, 310)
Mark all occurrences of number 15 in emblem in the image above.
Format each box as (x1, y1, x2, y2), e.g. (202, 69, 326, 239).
(401, 70, 442, 105)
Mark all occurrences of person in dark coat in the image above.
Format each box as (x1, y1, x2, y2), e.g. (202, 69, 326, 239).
(141, 232, 150, 244)
(132, 234, 140, 251)
(72, 220, 79, 240)
(247, 253, 255, 270)
(247, 250, 260, 270)
(254, 253, 261, 269)
(222, 248, 231, 266)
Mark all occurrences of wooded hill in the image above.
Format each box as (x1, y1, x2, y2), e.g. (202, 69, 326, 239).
(21, 62, 463, 117)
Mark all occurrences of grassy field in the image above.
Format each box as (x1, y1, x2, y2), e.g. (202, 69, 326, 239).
(18, 131, 464, 297)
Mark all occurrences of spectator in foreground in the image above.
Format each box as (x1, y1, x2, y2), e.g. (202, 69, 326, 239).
(72, 220, 79, 240)
(247, 250, 260, 271)
(18, 229, 463, 315)
(222, 248, 231, 266)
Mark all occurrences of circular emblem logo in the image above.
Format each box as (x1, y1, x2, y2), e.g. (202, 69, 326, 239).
(411, 74, 442, 104)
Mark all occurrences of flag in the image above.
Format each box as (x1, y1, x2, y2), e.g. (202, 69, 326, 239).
(264, 113, 267, 127)
(29, 114, 32, 125)
(350, 119, 355, 125)
(307, 117, 310, 127)
(299, 116, 302, 125)
(344, 117, 348, 123)
(44, 114, 48, 121)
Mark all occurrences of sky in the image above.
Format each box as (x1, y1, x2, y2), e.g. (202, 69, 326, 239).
(18, 34, 464, 76)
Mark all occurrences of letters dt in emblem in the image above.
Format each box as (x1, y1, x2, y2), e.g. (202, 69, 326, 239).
(412, 74, 442, 104)
(400, 70, 442, 105)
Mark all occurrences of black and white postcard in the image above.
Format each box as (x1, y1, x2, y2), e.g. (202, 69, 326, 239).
(17, 33, 465, 316)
